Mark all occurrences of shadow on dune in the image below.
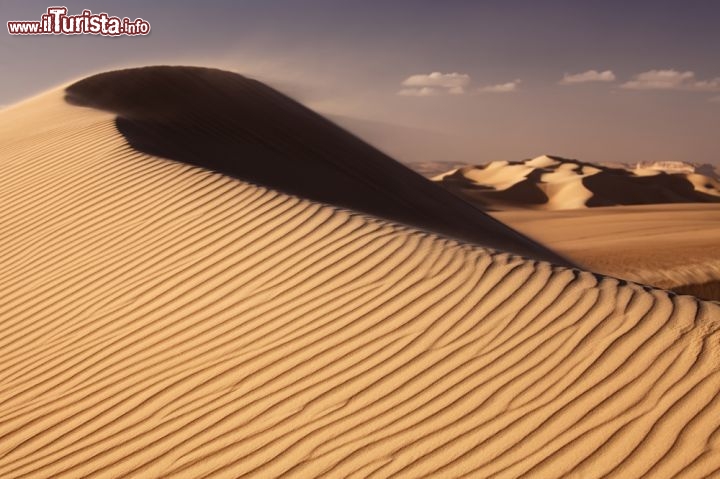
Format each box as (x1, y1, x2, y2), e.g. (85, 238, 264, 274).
(65, 66, 572, 266)
(673, 281, 720, 302)
(446, 167, 549, 210)
(583, 169, 720, 207)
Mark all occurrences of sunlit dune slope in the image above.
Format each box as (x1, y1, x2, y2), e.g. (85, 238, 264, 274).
(0, 70, 718, 478)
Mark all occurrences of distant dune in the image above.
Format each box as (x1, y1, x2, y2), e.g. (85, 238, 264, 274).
(1, 67, 720, 478)
(432, 155, 720, 211)
(427, 156, 720, 299)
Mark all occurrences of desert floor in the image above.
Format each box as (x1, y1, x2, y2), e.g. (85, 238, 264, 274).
(495, 203, 720, 300)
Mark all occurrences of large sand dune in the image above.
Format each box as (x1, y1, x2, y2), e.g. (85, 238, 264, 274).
(434, 155, 720, 211)
(1, 68, 720, 478)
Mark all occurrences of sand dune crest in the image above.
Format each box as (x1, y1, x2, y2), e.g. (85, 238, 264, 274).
(65, 66, 569, 265)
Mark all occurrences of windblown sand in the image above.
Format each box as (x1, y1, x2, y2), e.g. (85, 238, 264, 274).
(0, 80, 720, 478)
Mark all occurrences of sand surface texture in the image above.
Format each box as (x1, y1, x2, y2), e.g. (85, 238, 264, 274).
(0, 68, 719, 478)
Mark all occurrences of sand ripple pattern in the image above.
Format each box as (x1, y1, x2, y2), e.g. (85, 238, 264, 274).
(0, 91, 719, 478)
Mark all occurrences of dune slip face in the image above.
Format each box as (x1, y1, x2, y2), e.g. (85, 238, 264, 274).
(64, 66, 570, 267)
(0, 69, 719, 478)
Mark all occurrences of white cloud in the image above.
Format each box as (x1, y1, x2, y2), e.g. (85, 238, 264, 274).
(399, 72, 470, 96)
(478, 79, 521, 93)
(402, 72, 470, 89)
(621, 69, 720, 91)
(559, 70, 616, 84)
(398, 72, 522, 96)
(397, 87, 440, 97)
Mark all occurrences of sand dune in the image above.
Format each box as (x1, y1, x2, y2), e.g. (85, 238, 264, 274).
(434, 155, 720, 210)
(0, 68, 720, 478)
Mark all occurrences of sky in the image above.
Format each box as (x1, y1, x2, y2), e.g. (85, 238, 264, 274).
(1, 0, 719, 165)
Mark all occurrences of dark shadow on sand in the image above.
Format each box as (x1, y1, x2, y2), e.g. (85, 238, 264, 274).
(65, 66, 573, 266)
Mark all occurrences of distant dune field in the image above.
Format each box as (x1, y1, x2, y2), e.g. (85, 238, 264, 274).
(0, 67, 719, 478)
(420, 156, 720, 300)
(432, 155, 720, 211)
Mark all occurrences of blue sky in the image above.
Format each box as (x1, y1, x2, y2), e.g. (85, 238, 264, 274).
(2, 0, 718, 164)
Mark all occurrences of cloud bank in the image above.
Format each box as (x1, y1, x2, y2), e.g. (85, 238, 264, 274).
(397, 69, 720, 99)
